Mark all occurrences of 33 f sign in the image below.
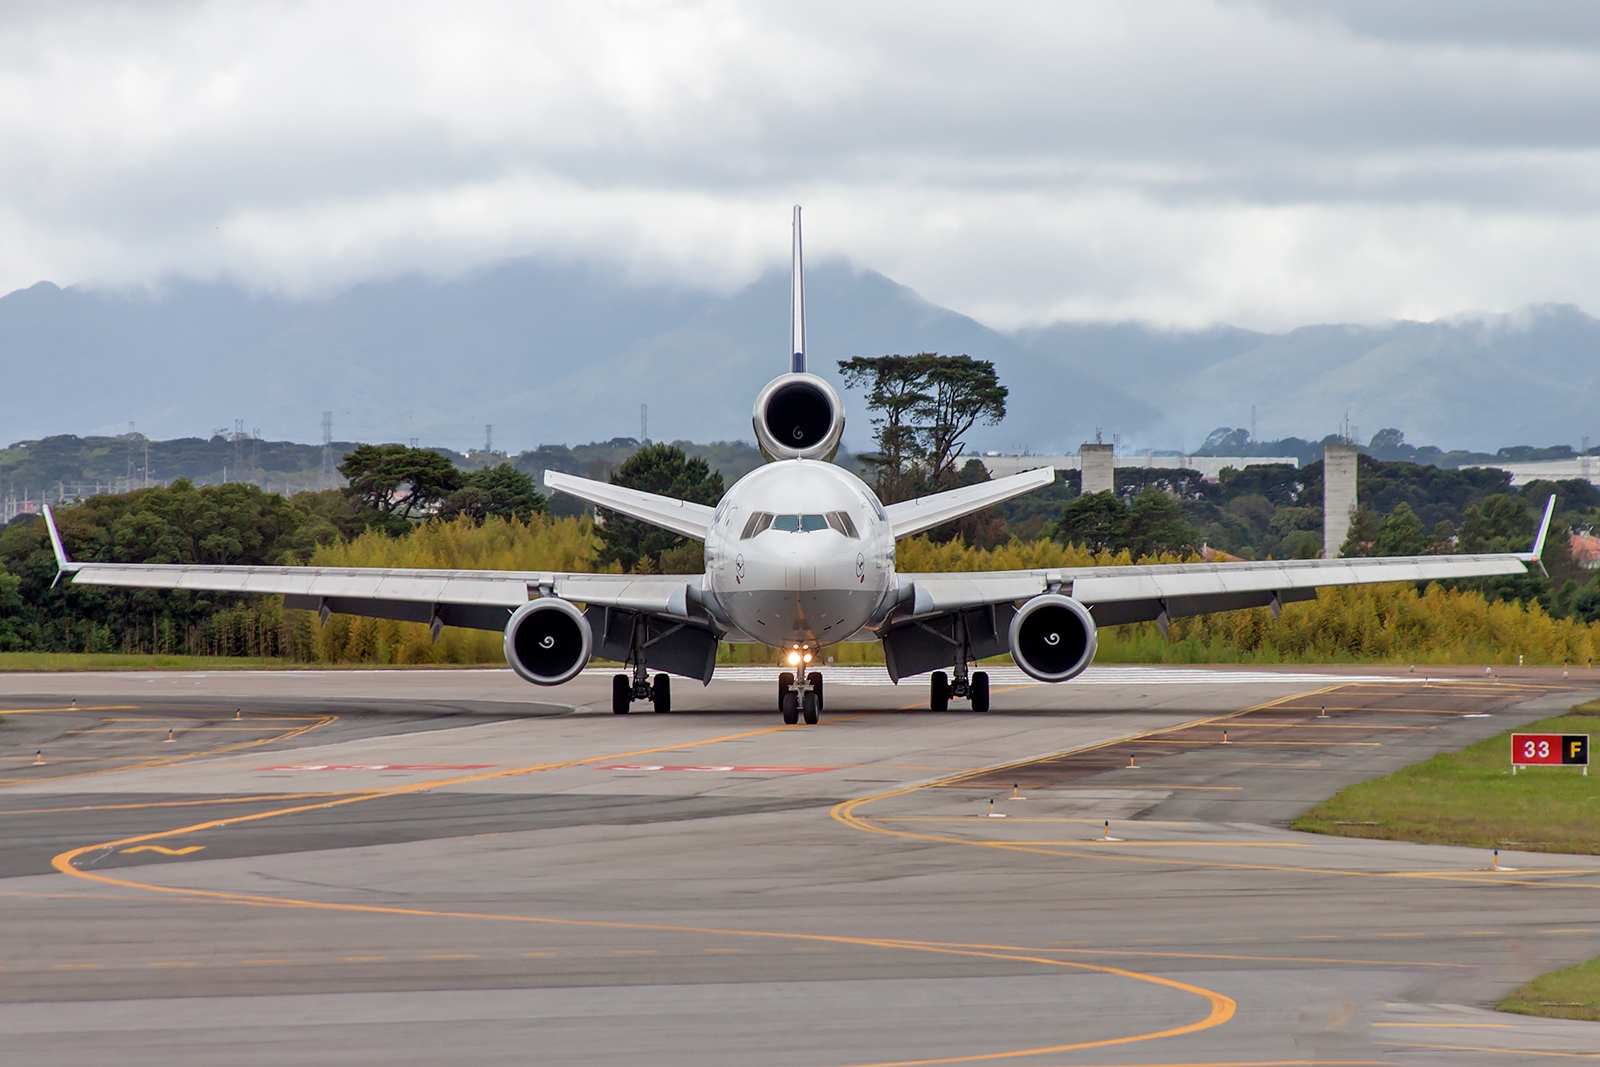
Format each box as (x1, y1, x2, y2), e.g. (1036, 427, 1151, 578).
(1510, 733, 1589, 768)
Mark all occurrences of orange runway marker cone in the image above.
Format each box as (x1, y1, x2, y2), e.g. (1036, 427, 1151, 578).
(1127, 753, 1137, 769)
(235, 708, 242, 720)
(33, 750, 44, 766)
(988, 798, 1005, 818)
(165, 729, 175, 743)
(1222, 729, 1230, 744)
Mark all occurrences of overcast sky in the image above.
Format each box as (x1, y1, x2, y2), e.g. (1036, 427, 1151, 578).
(5, 0, 1600, 331)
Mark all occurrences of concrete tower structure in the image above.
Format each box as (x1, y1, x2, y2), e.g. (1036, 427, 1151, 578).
(1323, 442, 1359, 558)
(1080, 444, 1114, 495)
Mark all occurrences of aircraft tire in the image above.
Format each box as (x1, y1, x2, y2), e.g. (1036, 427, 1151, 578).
(802, 689, 819, 725)
(971, 671, 990, 713)
(652, 673, 671, 714)
(930, 671, 950, 712)
(612, 674, 631, 715)
(781, 691, 799, 725)
(778, 671, 794, 709)
(807, 672, 823, 710)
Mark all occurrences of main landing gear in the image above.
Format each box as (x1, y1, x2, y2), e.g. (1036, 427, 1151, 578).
(930, 661, 989, 713)
(613, 666, 671, 714)
(777, 671, 822, 726)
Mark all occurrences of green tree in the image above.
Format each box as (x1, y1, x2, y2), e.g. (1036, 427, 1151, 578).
(1126, 487, 1199, 559)
(339, 444, 462, 527)
(836, 353, 1007, 503)
(1374, 501, 1429, 556)
(837, 354, 930, 500)
(439, 464, 548, 524)
(1056, 492, 1129, 554)
(1338, 506, 1382, 558)
(1458, 494, 1532, 552)
(597, 444, 723, 572)
(918, 355, 1008, 486)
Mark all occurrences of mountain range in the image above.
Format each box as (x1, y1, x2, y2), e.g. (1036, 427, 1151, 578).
(2, 260, 1597, 456)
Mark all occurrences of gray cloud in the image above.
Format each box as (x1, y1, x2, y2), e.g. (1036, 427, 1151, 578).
(3, 1, 1600, 329)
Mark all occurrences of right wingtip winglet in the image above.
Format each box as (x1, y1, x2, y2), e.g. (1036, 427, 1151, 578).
(1526, 494, 1556, 577)
(41, 505, 72, 588)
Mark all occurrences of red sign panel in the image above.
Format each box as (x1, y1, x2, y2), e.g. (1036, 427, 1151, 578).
(1511, 734, 1589, 766)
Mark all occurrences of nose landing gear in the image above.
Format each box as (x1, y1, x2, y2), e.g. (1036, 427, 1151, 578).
(778, 670, 822, 725)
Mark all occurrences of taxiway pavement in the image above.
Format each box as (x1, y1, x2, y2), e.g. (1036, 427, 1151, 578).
(0, 665, 1597, 1065)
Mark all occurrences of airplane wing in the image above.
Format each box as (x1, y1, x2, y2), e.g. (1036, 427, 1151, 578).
(884, 466, 1055, 539)
(41, 506, 701, 632)
(543, 470, 714, 541)
(898, 494, 1556, 626)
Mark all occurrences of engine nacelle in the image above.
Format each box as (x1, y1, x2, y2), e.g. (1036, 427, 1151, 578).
(503, 599, 592, 685)
(1008, 594, 1097, 683)
(752, 373, 845, 462)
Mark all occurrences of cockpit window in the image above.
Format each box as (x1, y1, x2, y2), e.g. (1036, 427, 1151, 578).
(826, 511, 859, 538)
(744, 512, 857, 536)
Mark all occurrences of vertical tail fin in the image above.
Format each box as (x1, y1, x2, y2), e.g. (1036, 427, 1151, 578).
(790, 204, 806, 374)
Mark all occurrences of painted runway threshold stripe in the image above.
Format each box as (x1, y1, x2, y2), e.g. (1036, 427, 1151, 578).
(48, 716, 1238, 1067)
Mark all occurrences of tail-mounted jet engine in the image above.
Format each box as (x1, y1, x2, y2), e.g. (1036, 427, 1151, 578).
(752, 373, 845, 462)
(1008, 594, 1097, 682)
(503, 599, 593, 685)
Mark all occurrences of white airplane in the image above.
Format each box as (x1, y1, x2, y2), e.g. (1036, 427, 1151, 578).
(42, 207, 1554, 723)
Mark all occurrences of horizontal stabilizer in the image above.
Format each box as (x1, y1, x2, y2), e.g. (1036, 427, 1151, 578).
(884, 466, 1055, 539)
(543, 470, 714, 542)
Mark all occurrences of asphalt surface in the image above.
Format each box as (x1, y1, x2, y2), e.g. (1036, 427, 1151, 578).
(1, 664, 1598, 1065)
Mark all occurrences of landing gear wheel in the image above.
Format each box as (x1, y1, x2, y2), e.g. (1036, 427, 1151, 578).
(930, 671, 950, 712)
(612, 674, 631, 715)
(778, 671, 794, 708)
(652, 673, 671, 714)
(807, 672, 823, 711)
(781, 691, 799, 725)
(802, 688, 820, 725)
(970, 670, 990, 713)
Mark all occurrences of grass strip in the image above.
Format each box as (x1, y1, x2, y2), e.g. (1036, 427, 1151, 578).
(1296, 700, 1600, 1024)
(1500, 955, 1600, 1022)
(1292, 702, 1600, 855)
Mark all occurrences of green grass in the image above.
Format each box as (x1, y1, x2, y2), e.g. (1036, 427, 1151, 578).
(1291, 702, 1600, 854)
(1296, 700, 1600, 1024)
(0, 652, 501, 672)
(1500, 955, 1600, 1022)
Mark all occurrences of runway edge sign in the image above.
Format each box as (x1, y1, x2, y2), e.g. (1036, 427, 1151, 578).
(1510, 733, 1589, 776)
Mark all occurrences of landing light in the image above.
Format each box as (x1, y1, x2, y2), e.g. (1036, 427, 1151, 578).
(787, 651, 802, 666)
(802, 653, 813, 663)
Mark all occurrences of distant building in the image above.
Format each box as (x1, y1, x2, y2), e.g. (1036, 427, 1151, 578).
(1460, 457, 1600, 487)
(980, 452, 1300, 482)
(1570, 531, 1600, 570)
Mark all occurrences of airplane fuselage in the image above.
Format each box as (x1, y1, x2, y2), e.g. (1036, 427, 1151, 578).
(701, 459, 898, 651)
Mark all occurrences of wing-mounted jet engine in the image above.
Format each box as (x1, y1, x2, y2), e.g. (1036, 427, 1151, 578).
(503, 599, 593, 685)
(1008, 594, 1097, 683)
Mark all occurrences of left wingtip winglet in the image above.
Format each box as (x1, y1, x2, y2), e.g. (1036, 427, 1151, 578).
(1526, 494, 1556, 576)
(41, 505, 72, 588)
